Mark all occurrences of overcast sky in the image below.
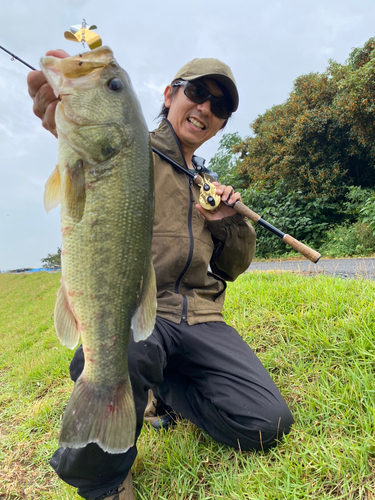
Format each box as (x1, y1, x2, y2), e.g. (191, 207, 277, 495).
(1, 0, 374, 270)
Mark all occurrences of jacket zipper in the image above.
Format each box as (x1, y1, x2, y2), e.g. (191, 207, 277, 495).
(175, 177, 194, 321)
(162, 119, 196, 322)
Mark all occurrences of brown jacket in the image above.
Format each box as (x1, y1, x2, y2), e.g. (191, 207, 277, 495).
(150, 119, 256, 325)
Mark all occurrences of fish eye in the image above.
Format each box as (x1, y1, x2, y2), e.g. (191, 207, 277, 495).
(107, 78, 124, 91)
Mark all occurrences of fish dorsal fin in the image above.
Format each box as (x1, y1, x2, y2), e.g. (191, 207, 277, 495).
(54, 284, 80, 349)
(44, 166, 61, 213)
(131, 260, 157, 342)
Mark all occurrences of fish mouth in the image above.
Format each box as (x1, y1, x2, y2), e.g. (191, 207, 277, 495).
(187, 116, 207, 130)
(40, 46, 114, 99)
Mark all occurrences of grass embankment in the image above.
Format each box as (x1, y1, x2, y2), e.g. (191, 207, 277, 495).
(0, 272, 374, 499)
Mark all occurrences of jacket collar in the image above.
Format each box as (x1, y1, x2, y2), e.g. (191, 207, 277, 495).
(150, 118, 189, 170)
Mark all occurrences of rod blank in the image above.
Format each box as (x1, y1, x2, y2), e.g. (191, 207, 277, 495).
(0, 45, 36, 70)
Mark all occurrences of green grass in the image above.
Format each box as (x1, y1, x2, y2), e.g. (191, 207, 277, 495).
(0, 271, 374, 499)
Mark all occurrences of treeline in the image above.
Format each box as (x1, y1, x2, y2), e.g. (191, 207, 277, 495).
(41, 247, 61, 269)
(209, 37, 375, 258)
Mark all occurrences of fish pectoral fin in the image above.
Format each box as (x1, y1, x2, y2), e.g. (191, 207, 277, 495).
(59, 374, 136, 454)
(131, 260, 157, 342)
(54, 284, 80, 349)
(44, 166, 61, 213)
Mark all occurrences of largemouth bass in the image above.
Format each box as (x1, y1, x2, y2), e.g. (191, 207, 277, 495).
(41, 46, 156, 454)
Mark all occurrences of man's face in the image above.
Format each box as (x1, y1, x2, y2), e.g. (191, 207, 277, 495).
(164, 78, 227, 157)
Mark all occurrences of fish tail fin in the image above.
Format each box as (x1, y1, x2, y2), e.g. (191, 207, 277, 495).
(131, 260, 157, 342)
(59, 373, 136, 454)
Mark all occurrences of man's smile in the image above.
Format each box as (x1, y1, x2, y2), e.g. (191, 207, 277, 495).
(187, 116, 206, 130)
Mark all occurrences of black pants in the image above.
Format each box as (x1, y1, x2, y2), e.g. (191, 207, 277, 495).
(50, 317, 293, 500)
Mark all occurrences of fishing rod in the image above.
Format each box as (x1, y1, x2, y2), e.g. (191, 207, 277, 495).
(153, 147, 321, 264)
(0, 45, 36, 70)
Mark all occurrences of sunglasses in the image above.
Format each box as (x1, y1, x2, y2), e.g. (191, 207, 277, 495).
(172, 80, 232, 120)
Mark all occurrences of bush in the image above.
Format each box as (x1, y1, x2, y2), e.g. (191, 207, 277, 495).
(339, 185, 374, 218)
(240, 183, 375, 259)
(240, 181, 335, 258)
(320, 222, 375, 257)
(360, 195, 375, 234)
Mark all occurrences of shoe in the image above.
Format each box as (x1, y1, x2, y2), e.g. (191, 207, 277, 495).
(144, 389, 181, 431)
(96, 471, 135, 500)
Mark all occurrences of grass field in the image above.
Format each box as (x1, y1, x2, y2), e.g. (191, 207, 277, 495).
(0, 271, 374, 499)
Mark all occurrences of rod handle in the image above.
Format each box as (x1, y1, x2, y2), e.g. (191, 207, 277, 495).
(282, 234, 321, 263)
(232, 201, 260, 224)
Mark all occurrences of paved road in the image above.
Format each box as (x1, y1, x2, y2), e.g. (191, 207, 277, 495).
(248, 257, 375, 280)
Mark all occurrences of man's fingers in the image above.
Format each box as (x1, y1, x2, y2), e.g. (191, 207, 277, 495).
(224, 188, 234, 203)
(214, 184, 240, 204)
(45, 49, 70, 58)
(32, 81, 58, 119)
(221, 186, 233, 202)
(28, 75, 59, 135)
(27, 49, 69, 138)
(42, 100, 59, 137)
(226, 190, 241, 206)
(195, 204, 213, 221)
(27, 70, 48, 99)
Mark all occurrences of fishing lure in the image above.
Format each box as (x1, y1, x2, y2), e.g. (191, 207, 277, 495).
(64, 19, 102, 50)
(0, 19, 100, 70)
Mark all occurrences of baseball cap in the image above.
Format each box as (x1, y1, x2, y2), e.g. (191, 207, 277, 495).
(172, 58, 239, 112)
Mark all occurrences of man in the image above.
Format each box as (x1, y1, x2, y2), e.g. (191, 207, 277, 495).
(28, 54, 293, 500)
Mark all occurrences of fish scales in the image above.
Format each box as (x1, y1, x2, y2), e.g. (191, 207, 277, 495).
(41, 46, 156, 454)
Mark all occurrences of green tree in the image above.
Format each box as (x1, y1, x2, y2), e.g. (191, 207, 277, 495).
(236, 38, 375, 201)
(41, 247, 61, 269)
(208, 132, 242, 185)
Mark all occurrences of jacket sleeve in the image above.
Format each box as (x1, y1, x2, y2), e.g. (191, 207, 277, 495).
(206, 213, 256, 282)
